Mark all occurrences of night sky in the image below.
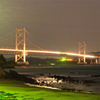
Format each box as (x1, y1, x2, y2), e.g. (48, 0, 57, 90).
(0, 0, 100, 52)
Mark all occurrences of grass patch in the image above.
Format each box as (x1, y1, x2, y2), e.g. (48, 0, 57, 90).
(0, 79, 100, 100)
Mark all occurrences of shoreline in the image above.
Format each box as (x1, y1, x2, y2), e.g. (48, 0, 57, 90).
(4, 65, 100, 94)
(25, 83, 61, 90)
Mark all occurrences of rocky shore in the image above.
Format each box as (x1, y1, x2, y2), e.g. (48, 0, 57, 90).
(30, 74, 100, 94)
(1, 67, 100, 94)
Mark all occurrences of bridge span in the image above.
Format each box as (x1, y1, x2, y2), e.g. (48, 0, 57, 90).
(0, 48, 96, 58)
(0, 28, 99, 64)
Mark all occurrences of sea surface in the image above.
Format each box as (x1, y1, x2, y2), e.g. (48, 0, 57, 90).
(6, 65, 100, 76)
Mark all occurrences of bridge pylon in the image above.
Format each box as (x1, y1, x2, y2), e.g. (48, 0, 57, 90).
(15, 28, 28, 65)
(77, 41, 87, 64)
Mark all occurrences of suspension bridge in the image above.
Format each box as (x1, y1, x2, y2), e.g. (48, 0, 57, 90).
(0, 28, 99, 65)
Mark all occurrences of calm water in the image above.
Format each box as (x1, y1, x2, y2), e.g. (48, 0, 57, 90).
(7, 65, 100, 76)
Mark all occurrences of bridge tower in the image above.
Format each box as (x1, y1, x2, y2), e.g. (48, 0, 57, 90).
(15, 28, 28, 65)
(78, 41, 87, 64)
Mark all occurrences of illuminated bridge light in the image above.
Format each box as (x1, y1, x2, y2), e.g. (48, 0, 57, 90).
(0, 48, 96, 58)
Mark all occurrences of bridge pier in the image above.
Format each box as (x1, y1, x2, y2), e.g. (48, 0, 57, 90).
(77, 57, 87, 64)
(77, 41, 87, 64)
(95, 58, 100, 64)
(89, 58, 100, 64)
(15, 28, 29, 65)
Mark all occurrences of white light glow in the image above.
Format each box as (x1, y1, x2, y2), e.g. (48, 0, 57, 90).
(0, 48, 96, 58)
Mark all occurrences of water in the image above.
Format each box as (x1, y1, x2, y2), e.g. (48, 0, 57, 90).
(7, 65, 100, 76)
